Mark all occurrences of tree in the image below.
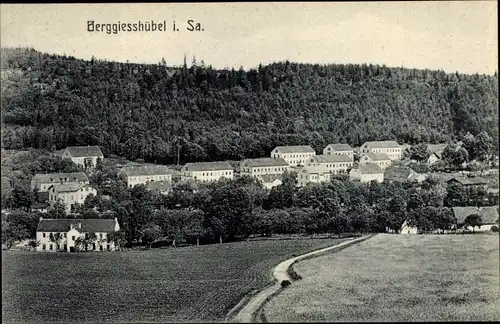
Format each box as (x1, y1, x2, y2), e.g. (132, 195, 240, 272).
(2, 216, 30, 249)
(49, 232, 63, 251)
(406, 143, 430, 162)
(140, 224, 163, 248)
(106, 231, 125, 251)
(27, 239, 40, 251)
(464, 214, 482, 233)
(47, 200, 67, 219)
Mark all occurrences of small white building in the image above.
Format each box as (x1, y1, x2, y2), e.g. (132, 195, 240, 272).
(322, 143, 354, 160)
(36, 217, 120, 252)
(400, 220, 418, 234)
(31, 172, 89, 192)
(118, 165, 173, 188)
(61, 146, 104, 169)
(349, 163, 384, 183)
(452, 206, 499, 232)
(427, 144, 447, 165)
(181, 161, 234, 183)
(360, 141, 402, 161)
(271, 146, 316, 167)
(296, 166, 331, 187)
(240, 157, 289, 178)
(306, 154, 354, 174)
(48, 183, 97, 212)
(359, 153, 392, 170)
(257, 174, 283, 190)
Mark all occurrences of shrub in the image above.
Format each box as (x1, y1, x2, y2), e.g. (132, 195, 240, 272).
(281, 280, 291, 288)
(491, 225, 498, 233)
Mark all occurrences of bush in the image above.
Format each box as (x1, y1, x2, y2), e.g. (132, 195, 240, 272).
(491, 225, 498, 232)
(280, 280, 291, 288)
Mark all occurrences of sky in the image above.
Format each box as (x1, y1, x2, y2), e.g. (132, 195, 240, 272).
(0, 2, 497, 75)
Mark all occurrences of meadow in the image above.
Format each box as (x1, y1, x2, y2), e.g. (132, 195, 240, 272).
(263, 234, 500, 322)
(1, 237, 347, 323)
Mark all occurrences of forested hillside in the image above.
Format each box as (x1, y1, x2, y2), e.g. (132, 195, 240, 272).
(1, 47, 498, 164)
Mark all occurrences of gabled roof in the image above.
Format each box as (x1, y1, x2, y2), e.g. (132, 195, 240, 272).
(384, 166, 415, 181)
(64, 146, 103, 158)
(352, 163, 383, 174)
(428, 144, 447, 155)
(49, 183, 93, 193)
(362, 140, 400, 149)
(183, 161, 233, 172)
(313, 155, 352, 163)
(146, 181, 172, 191)
(325, 143, 352, 151)
(447, 176, 488, 186)
(37, 218, 117, 233)
(273, 145, 315, 153)
(119, 165, 172, 177)
(362, 153, 391, 161)
(241, 157, 289, 168)
(452, 206, 499, 225)
(32, 172, 89, 184)
(258, 174, 283, 183)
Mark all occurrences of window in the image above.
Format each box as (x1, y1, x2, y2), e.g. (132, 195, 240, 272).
(42, 244, 46, 250)
(100, 233, 103, 239)
(43, 233, 46, 238)
(63, 244, 67, 250)
(49, 244, 53, 250)
(63, 233, 67, 238)
(72, 236, 75, 240)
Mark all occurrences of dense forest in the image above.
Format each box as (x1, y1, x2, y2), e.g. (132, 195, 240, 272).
(1, 47, 498, 164)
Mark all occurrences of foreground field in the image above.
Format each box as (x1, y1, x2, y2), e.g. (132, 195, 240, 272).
(1, 238, 348, 323)
(264, 234, 500, 322)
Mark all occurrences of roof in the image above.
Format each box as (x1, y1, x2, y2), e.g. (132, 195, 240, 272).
(32, 172, 89, 184)
(146, 181, 172, 191)
(273, 145, 315, 153)
(241, 157, 289, 167)
(37, 218, 117, 232)
(447, 176, 488, 186)
(183, 161, 233, 172)
(258, 174, 283, 183)
(362, 140, 400, 149)
(384, 166, 415, 181)
(49, 183, 92, 193)
(452, 206, 499, 225)
(325, 143, 352, 151)
(352, 163, 383, 174)
(362, 153, 391, 161)
(65, 146, 103, 158)
(119, 165, 172, 176)
(313, 155, 352, 163)
(428, 144, 447, 154)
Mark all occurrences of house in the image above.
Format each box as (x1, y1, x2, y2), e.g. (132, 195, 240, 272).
(181, 161, 233, 183)
(322, 143, 354, 160)
(296, 167, 331, 187)
(360, 140, 402, 160)
(257, 174, 283, 190)
(271, 145, 316, 167)
(36, 217, 120, 252)
(118, 165, 173, 188)
(427, 144, 447, 165)
(359, 153, 392, 170)
(452, 206, 499, 232)
(146, 180, 172, 195)
(349, 163, 384, 183)
(61, 146, 104, 169)
(305, 155, 354, 174)
(31, 203, 50, 213)
(240, 157, 289, 178)
(400, 220, 418, 234)
(31, 172, 89, 192)
(384, 166, 425, 183)
(446, 176, 488, 190)
(48, 183, 97, 213)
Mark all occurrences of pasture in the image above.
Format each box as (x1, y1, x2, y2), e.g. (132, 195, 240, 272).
(1, 237, 347, 323)
(264, 234, 500, 322)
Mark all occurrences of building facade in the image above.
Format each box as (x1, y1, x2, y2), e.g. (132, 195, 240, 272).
(271, 146, 316, 167)
(62, 146, 104, 169)
(240, 157, 289, 178)
(118, 165, 173, 188)
(359, 153, 392, 170)
(31, 172, 89, 192)
(296, 167, 332, 187)
(349, 163, 384, 183)
(181, 161, 234, 183)
(306, 154, 354, 174)
(48, 183, 98, 212)
(322, 143, 354, 160)
(360, 141, 402, 161)
(257, 174, 283, 190)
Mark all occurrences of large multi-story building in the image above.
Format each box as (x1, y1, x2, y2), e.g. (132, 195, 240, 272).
(31, 172, 89, 192)
(181, 161, 234, 183)
(48, 183, 98, 212)
(359, 141, 402, 161)
(61, 146, 104, 169)
(305, 155, 354, 174)
(118, 165, 173, 188)
(271, 146, 316, 167)
(359, 153, 392, 170)
(240, 157, 289, 178)
(322, 143, 354, 160)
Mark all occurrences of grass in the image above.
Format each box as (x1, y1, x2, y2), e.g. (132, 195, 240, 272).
(264, 234, 500, 322)
(1, 238, 348, 323)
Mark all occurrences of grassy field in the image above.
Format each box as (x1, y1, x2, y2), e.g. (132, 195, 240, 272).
(264, 234, 500, 322)
(1, 238, 348, 323)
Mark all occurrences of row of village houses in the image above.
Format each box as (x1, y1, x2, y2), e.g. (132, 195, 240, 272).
(30, 141, 489, 213)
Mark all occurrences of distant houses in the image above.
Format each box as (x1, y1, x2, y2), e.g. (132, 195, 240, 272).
(181, 161, 234, 183)
(240, 158, 289, 178)
(427, 144, 447, 165)
(452, 206, 499, 232)
(384, 166, 425, 183)
(360, 140, 403, 161)
(446, 176, 489, 190)
(48, 183, 97, 212)
(271, 145, 316, 167)
(31, 172, 89, 192)
(61, 146, 104, 169)
(118, 165, 173, 188)
(146, 181, 172, 196)
(257, 174, 283, 189)
(36, 217, 120, 252)
(322, 143, 354, 160)
(305, 154, 353, 175)
(349, 163, 384, 183)
(359, 153, 392, 170)
(297, 166, 332, 187)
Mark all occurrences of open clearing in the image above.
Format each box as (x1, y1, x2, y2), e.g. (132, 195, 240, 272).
(264, 234, 500, 322)
(1, 238, 348, 323)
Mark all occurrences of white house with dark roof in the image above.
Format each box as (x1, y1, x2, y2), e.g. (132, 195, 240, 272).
(349, 163, 384, 183)
(36, 217, 120, 252)
(452, 206, 499, 232)
(384, 165, 425, 183)
(427, 144, 447, 165)
(240, 157, 289, 178)
(48, 183, 97, 212)
(62, 146, 104, 168)
(360, 140, 402, 161)
(306, 155, 354, 174)
(271, 145, 316, 167)
(181, 161, 233, 183)
(117, 165, 173, 188)
(296, 166, 332, 187)
(359, 153, 392, 170)
(323, 143, 354, 160)
(257, 174, 283, 190)
(31, 172, 89, 192)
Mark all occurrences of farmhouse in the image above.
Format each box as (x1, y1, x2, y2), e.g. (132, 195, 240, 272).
(146, 180, 172, 195)
(446, 176, 489, 189)
(322, 143, 354, 160)
(181, 161, 233, 183)
(427, 144, 447, 165)
(384, 166, 425, 183)
(359, 153, 392, 170)
(31, 172, 89, 192)
(257, 174, 283, 189)
(296, 167, 331, 187)
(305, 154, 353, 174)
(349, 163, 384, 183)
(118, 165, 173, 188)
(36, 217, 120, 252)
(48, 183, 97, 213)
(360, 140, 402, 160)
(452, 206, 499, 232)
(61, 146, 104, 169)
(271, 145, 316, 167)
(240, 157, 289, 178)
